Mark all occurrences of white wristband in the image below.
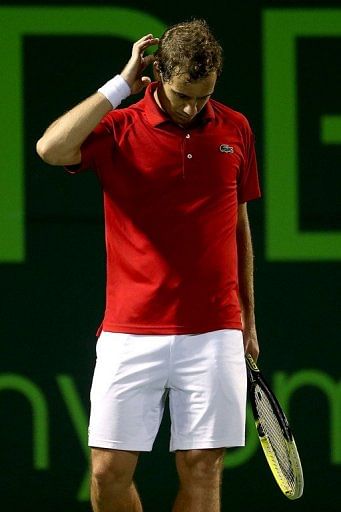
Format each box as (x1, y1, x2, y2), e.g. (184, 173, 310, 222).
(98, 74, 131, 108)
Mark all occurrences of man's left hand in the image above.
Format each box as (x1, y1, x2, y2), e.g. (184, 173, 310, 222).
(243, 324, 259, 362)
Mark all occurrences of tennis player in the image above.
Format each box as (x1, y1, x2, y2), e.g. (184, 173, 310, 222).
(36, 19, 260, 512)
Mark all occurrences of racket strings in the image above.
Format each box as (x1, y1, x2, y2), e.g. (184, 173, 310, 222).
(254, 384, 296, 491)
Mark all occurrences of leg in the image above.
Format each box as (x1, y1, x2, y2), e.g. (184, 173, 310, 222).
(172, 448, 225, 512)
(89, 332, 171, 510)
(91, 447, 142, 512)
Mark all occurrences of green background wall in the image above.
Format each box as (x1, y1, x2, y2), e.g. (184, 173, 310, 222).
(0, 1, 340, 510)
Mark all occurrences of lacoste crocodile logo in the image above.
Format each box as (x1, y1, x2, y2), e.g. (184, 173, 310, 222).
(219, 144, 234, 154)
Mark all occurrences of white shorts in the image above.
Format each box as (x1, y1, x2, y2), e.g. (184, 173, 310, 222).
(88, 329, 247, 452)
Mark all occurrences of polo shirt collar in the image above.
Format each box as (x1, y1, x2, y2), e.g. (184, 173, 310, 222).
(143, 82, 215, 128)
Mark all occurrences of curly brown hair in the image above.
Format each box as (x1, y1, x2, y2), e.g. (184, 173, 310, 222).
(155, 19, 223, 82)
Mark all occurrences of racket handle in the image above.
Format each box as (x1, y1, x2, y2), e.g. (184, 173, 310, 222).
(245, 353, 259, 371)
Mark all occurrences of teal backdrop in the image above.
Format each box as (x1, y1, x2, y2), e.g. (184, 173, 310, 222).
(0, 1, 340, 511)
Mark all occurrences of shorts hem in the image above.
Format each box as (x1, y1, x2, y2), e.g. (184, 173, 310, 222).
(170, 438, 245, 452)
(88, 438, 153, 452)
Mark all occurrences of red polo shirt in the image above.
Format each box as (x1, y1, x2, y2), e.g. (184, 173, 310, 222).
(69, 82, 260, 334)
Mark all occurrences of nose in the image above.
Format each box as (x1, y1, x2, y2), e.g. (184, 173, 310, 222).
(183, 101, 197, 117)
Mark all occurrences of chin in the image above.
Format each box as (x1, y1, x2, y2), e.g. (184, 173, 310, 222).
(176, 115, 193, 123)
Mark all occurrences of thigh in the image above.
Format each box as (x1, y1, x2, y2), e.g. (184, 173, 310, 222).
(169, 329, 247, 451)
(89, 331, 170, 451)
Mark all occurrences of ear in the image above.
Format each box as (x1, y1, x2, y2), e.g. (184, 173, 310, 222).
(153, 61, 161, 81)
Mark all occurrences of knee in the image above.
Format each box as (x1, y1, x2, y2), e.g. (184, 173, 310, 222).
(92, 462, 128, 492)
(177, 449, 225, 485)
(91, 450, 134, 491)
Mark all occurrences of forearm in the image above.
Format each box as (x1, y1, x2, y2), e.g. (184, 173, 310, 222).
(36, 92, 112, 166)
(36, 34, 158, 168)
(236, 206, 256, 327)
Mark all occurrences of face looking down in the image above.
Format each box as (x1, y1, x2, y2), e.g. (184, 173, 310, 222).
(154, 69, 217, 127)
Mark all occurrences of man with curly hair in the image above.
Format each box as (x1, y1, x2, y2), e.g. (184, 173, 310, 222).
(37, 19, 260, 512)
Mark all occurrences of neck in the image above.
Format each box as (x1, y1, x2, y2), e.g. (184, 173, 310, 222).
(153, 85, 165, 112)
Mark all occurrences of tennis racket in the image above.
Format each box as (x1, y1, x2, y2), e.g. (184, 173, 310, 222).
(245, 353, 304, 500)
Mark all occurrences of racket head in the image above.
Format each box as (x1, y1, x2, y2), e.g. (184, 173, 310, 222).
(245, 354, 304, 500)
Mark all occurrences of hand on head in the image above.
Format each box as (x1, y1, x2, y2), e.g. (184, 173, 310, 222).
(121, 34, 159, 95)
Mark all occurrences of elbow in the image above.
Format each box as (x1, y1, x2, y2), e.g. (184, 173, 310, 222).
(36, 138, 80, 166)
(36, 137, 60, 165)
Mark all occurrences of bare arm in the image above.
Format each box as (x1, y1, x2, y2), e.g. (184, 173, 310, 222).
(36, 34, 159, 166)
(236, 202, 259, 361)
(36, 94, 112, 166)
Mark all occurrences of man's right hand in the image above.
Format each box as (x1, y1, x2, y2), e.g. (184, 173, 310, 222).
(121, 34, 159, 95)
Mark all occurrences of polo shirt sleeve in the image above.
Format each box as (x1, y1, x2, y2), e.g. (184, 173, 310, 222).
(65, 112, 114, 174)
(237, 121, 261, 204)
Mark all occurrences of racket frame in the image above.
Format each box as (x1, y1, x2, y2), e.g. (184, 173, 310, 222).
(245, 354, 304, 500)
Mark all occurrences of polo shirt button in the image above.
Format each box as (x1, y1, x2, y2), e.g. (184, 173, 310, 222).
(186, 133, 190, 138)
(187, 153, 193, 159)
